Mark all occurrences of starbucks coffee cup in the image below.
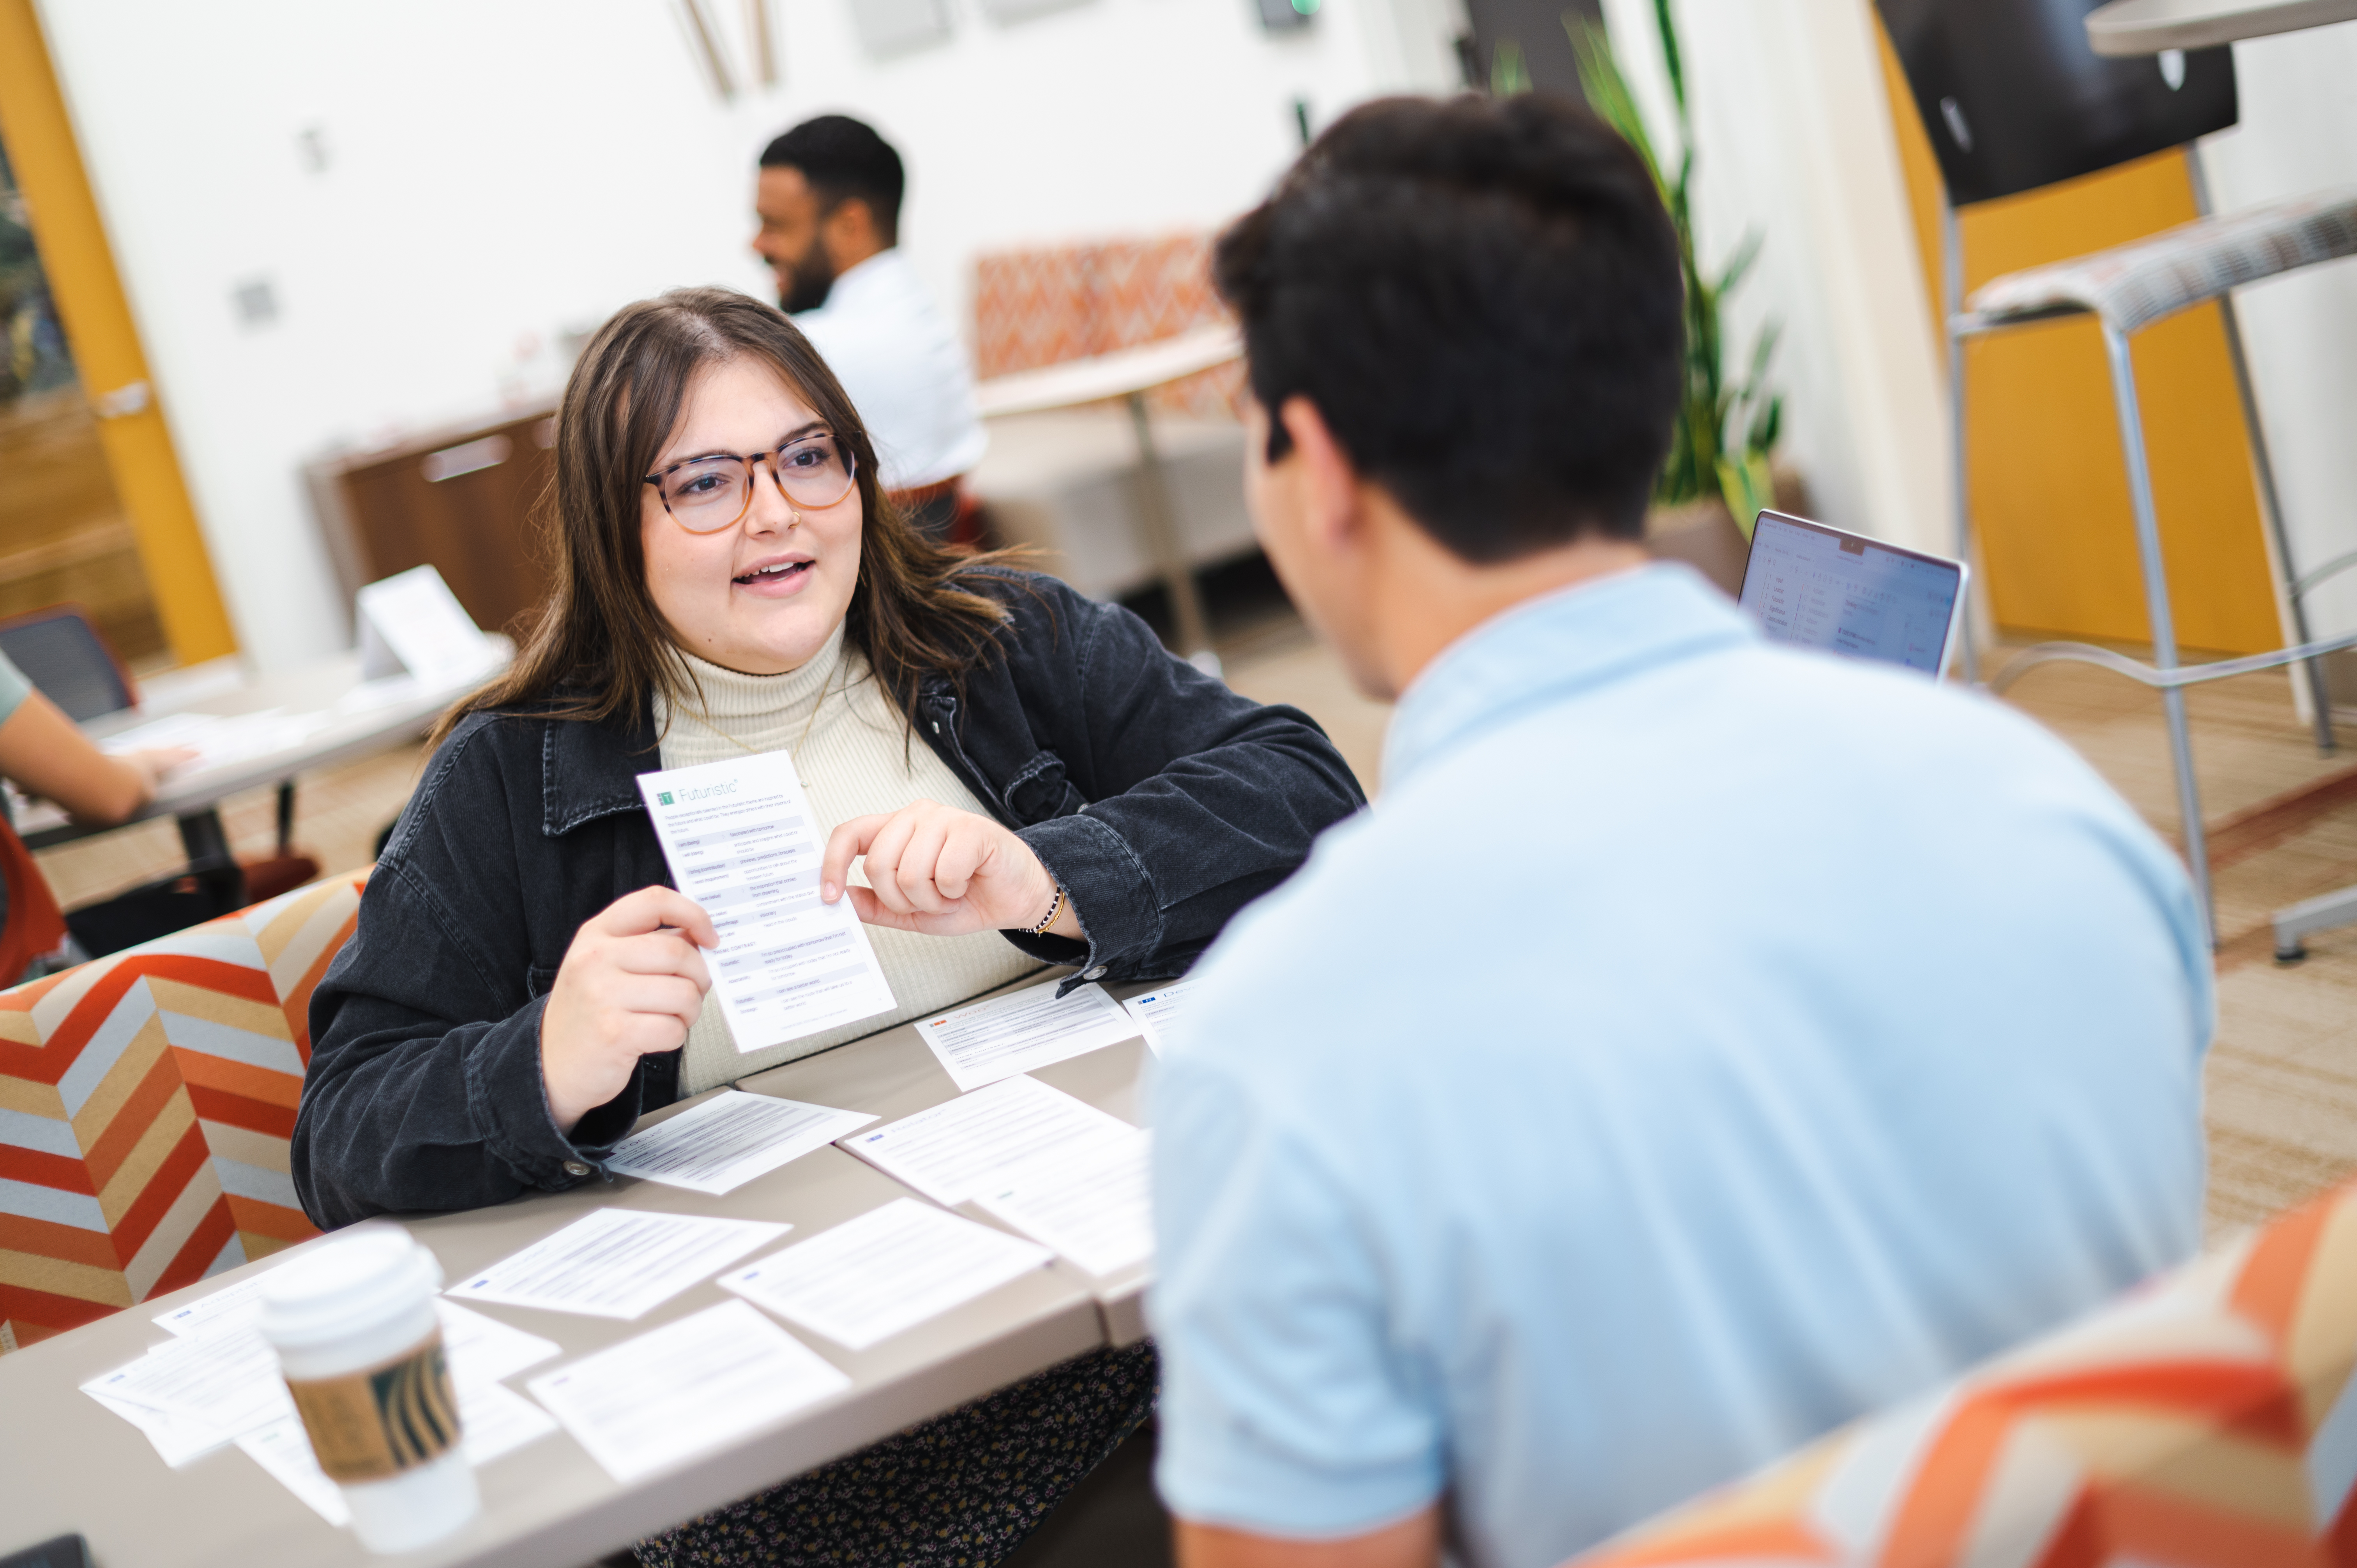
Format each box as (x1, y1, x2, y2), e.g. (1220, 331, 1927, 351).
(259, 1227, 480, 1553)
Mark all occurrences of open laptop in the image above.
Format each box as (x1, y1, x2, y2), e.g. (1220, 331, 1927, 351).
(1737, 509, 1968, 676)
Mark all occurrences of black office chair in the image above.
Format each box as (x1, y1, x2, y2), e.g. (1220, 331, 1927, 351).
(0, 604, 135, 722)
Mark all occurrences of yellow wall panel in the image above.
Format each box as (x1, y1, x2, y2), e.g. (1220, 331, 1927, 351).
(1874, 17, 2281, 655)
(0, 0, 235, 662)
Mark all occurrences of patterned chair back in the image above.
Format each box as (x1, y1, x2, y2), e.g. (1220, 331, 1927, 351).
(0, 872, 365, 1352)
(1571, 1180, 2357, 1567)
(971, 232, 1242, 419)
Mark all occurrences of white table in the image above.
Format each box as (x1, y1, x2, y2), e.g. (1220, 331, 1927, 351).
(0, 971, 1155, 1568)
(18, 647, 509, 873)
(973, 326, 1244, 669)
(2086, 0, 2357, 54)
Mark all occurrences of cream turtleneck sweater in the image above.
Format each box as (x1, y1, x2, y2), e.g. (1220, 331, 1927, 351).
(654, 623, 1041, 1095)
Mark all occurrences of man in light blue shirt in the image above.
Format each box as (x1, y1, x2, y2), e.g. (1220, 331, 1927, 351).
(1149, 96, 2210, 1568)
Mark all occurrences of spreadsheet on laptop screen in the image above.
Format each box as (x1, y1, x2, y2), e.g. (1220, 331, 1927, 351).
(1739, 512, 1962, 675)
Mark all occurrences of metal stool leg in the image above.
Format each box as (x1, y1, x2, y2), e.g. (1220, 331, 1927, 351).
(1944, 199, 1979, 686)
(2184, 150, 2336, 754)
(2101, 319, 2214, 944)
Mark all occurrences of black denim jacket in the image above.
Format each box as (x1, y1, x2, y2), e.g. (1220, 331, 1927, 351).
(294, 570, 1365, 1228)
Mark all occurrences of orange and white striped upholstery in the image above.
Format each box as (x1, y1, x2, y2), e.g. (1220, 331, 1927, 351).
(0, 872, 364, 1351)
(1571, 1179, 2357, 1568)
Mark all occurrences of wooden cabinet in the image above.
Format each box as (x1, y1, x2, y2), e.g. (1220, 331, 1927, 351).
(307, 405, 558, 641)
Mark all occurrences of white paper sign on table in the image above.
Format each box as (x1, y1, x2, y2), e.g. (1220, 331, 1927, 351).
(607, 1089, 876, 1196)
(912, 978, 1143, 1092)
(837, 1074, 1139, 1207)
(356, 564, 501, 688)
(975, 1131, 1156, 1277)
(637, 753, 897, 1051)
(1120, 979, 1199, 1055)
(720, 1199, 1052, 1351)
(444, 1209, 788, 1321)
(527, 1300, 852, 1483)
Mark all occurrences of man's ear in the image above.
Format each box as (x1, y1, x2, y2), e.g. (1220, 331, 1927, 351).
(820, 196, 880, 262)
(1276, 396, 1364, 554)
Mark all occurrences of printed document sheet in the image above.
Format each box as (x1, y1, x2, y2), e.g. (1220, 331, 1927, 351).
(913, 978, 1141, 1091)
(720, 1198, 1052, 1351)
(838, 1075, 1138, 1206)
(527, 1299, 852, 1483)
(607, 1089, 877, 1195)
(238, 1382, 558, 1526)
(1120, 979, 1198, 1055)
(445, 1209, 787, 1320)
(92, 1286, 563, 1480)
(638, 752, 896, 1051)
(975, 1131, 1155, 1277)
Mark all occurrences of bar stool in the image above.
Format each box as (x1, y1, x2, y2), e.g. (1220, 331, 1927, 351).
(1955, 191, 2357, 940)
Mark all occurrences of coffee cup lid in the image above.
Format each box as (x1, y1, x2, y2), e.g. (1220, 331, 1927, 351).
(259, 1227, 443, 1351)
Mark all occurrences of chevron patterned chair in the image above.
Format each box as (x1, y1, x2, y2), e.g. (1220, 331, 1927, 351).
(1570, 1178, 2357, 1568)
(0, 871, 367, 1353)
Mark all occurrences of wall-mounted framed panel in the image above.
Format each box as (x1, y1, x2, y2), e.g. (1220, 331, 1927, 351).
(852, 0, 953, 57)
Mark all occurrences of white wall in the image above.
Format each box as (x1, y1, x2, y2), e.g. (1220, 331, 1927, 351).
(2195, 25, 2357, 644)
(1597, 0, 1951, 557)
(35, 0, 1459, 670)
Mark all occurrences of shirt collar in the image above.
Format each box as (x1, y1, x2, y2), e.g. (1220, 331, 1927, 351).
(1382, 563, 1758, 788)
(809, 248, 905, 316)
(541, 699, 663, 837)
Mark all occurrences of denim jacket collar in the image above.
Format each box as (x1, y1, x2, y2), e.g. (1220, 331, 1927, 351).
(1383, 563, 1757, 788)
(540, 702, 666, 837)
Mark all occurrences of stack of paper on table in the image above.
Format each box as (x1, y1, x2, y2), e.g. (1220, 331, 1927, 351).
(85, 1287, 563, 1512)
(443, 1209, 788, 1320)
(605, 1090, 876, 1195)
(913, 978, 1143, 1091)
(720, 1199, 1052, 1350)
(527, 1300, 852, 1483)
(839, 1076, 1156, 1276)
(1120, 978, 1198, 1055)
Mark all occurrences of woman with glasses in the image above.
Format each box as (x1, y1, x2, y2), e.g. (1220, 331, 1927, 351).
(293, 287, 1364, 1564)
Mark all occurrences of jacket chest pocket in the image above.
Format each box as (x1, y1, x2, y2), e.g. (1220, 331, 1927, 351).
(1001, 750, 1084, 825)
(526, 965, 559, 1001)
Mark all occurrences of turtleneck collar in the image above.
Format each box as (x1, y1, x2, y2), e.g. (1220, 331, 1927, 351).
(657, 619, 853, 751)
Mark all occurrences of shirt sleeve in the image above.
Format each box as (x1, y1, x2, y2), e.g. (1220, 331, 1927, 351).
(0, 649, 32, 727)
(1149, 1053, 1445, 1538)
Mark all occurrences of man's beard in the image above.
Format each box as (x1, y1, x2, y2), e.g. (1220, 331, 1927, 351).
(780, 245, 836, 314)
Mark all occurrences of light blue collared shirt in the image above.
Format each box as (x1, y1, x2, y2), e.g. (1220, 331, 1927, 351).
(1150, 565, 2210, 1568)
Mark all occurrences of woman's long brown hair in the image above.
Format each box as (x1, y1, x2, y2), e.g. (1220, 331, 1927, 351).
(432, 287, 1017, 748)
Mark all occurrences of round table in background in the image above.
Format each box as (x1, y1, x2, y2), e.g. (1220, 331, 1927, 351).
(2087, 0, 2357, 55)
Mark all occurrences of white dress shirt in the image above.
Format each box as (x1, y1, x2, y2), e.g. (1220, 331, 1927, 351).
(791, 248, 988, 491)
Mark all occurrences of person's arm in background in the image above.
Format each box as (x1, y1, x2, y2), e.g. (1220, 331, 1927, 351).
(0, 688, 189, 825)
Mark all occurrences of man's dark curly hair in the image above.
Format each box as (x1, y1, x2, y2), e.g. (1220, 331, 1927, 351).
(1214, 94, 1684, 561)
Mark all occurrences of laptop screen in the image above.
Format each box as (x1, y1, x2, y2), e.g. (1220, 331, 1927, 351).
(1737, 510, 1967, 676)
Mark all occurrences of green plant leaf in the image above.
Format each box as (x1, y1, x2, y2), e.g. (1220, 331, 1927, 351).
(1571, 6, 1784, 511)
(1491, 38, 1533, 98)
(1716, 449, 1776, 539)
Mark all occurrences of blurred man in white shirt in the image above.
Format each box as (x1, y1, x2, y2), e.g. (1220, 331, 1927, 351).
(753, 115, 986, 540)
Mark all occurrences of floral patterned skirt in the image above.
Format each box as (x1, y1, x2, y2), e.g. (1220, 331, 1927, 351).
(633, 1342, 1158, 1568)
